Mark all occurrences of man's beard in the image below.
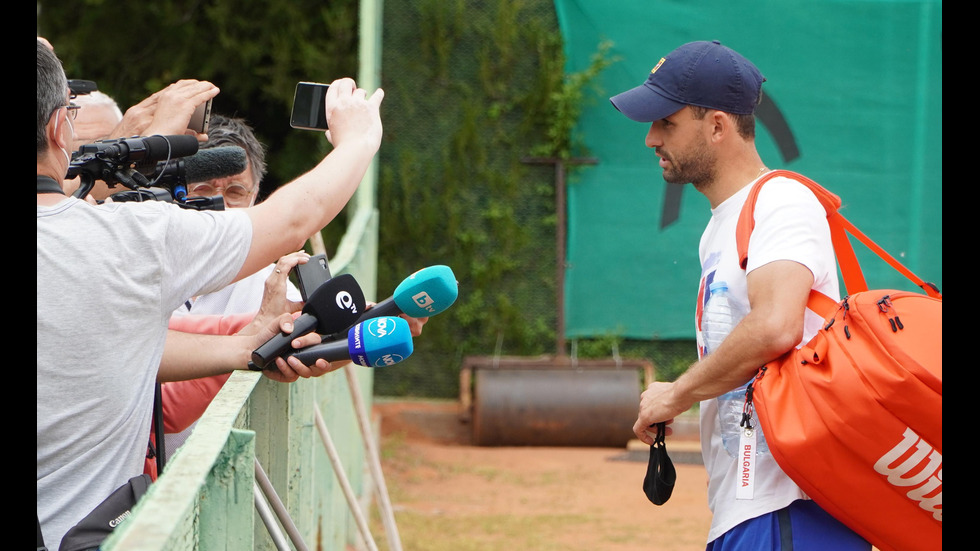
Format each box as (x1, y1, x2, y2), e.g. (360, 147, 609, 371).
(658, 138, 716, 191)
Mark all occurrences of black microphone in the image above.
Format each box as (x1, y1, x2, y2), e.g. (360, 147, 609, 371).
(289, 316, 414, 368)
(249, 274, 367, 370)
(143, 146, 248, 199)
(75, 135, 199, 167)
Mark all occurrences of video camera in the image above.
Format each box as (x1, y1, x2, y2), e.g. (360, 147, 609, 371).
(68, 135, 239, 211)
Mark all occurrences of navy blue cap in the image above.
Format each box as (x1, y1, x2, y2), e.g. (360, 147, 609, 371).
(610, 40, 766, 122)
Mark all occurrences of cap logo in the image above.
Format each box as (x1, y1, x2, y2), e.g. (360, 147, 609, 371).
(650, 57, 666, 75)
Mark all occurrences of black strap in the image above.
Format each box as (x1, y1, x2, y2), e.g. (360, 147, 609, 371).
(37, 175, 66, 195)
(777, 505, 794, 549)
(153, 383, 166, 475)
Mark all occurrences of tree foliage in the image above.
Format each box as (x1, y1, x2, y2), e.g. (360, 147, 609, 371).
(37, 0, 359, 199)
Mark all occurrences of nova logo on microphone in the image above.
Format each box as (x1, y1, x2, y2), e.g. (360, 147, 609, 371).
(378, 353, 404, 367)
(336, 290, 358, 313)
(367, 317, 393, 338)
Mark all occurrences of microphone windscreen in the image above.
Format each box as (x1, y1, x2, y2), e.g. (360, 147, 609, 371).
(249, 274, 366, 370)
(392, 265, 459, 317)
(183, 146, 248, 183)
(144, 135, 199, 161)
(304, 274, 367, 334)
(348, 316, 414, 367)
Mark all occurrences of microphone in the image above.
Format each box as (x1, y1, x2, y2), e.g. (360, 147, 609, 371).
(182, 146, 248, 182)
(74, 135, 199, 167)
(143, 146, 248, 199)
(249, 274, 367, 370)
(68, 135, 201, 198)
(349, 265, 459, 328)
(289, 316, 414, 368)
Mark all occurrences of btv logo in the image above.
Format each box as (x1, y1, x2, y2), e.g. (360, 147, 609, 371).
(412, 291, 436, 312)
(367, 317, 392, 338)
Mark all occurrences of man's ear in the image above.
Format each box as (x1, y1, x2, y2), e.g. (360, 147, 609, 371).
(49, 107, 70, 153)
(707, 110, 730, 143)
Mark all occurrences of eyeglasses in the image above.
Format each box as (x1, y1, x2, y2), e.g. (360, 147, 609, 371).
(66, 102, 81, 120)
(187, 182, 255, 205)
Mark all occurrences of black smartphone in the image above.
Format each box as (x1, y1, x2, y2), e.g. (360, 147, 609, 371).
(290, 82, 329, 131)
(188, 98, 213, 134)
(295, 253, 332, 301)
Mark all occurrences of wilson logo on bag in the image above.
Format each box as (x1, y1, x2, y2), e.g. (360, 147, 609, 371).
(737, 170, 942, 551)
(874, 427, 942, 522)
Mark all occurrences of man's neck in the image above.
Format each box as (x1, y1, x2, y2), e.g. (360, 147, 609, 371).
(37, 157, 68, 206)
(701, 147, 767, 209)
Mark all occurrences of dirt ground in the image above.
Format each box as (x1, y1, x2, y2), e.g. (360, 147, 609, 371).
(372, 399, 712, 551)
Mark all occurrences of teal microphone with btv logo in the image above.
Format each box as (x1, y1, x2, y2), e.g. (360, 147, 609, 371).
(356, 265, 458, 323)
(319, 265, 458, 344)
(289, 316, 414, 367)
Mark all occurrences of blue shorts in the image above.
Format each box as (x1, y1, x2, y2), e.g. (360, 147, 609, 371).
(705, 500, 870, 551)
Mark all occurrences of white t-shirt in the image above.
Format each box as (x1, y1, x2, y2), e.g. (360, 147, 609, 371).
(37, 197, 251, 550)
(694, 174, 839, 542)
(172, 264, 302, 317)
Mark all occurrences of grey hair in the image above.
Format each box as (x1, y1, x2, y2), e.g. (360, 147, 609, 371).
(74, 90, 123, 121)
(200, 114, 267, 189)
(37, 39, 68, 155)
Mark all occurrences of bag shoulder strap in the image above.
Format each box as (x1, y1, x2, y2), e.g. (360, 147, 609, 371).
(38, 513, 46, 551)
(735, 170, 941, 316)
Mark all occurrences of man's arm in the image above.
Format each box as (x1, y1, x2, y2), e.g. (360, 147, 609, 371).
(633, 259, 813, 444)
(235, 79, 384, 281)
(158, 316, 333, 383)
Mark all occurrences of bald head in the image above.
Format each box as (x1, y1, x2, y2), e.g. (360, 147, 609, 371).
(71, 91, 123, 151)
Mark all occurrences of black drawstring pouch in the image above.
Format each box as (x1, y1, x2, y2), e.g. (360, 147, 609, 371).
(59, 474, 152, 551)
(642, 422, 676, 505)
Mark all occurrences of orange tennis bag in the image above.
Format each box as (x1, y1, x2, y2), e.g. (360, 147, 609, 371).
(736, 170, 942, 551)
